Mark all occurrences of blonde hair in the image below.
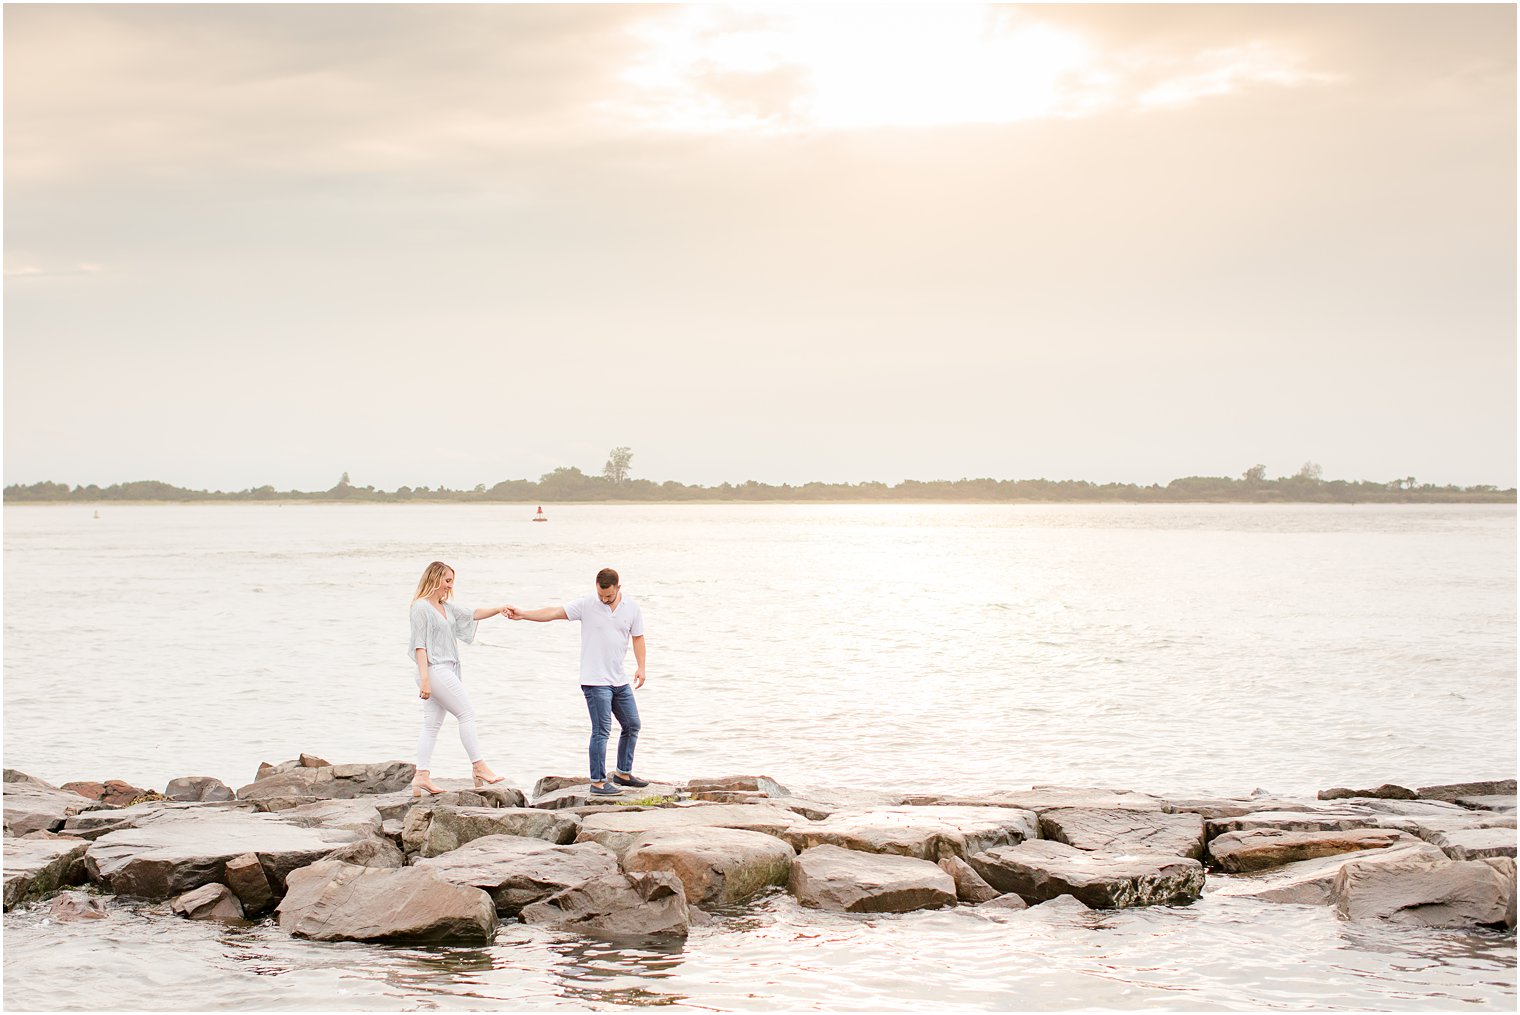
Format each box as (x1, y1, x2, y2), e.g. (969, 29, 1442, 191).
(413, 561, 455, 602)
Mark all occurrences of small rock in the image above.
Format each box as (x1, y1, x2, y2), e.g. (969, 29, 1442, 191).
(1317, 784, 1418, 801)
(938, 856, 1000, 903)
(48, 890, 108, 922)
(977, 892, 1029, 911)
(163, 777, 235, 803)
(171, 883, 245, 924)
(323, 836, 404, 869)
(299, 754, 331, 769)
(224, 853, 273, 914)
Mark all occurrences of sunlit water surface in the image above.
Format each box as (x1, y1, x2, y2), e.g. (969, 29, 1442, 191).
(4, 503, 1515, 1009)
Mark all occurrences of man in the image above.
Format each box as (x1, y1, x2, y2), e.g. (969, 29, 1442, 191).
(507, 568, 648, 796)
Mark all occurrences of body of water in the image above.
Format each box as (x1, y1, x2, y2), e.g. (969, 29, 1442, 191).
(4, 502, 1515, 1009)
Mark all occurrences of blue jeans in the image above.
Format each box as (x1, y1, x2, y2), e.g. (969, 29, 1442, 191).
(581, 683, 641, 782)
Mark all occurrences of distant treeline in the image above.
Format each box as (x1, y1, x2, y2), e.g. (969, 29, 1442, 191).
(5, 467, 1515, 504)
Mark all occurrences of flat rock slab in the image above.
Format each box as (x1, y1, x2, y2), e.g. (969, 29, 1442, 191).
(1208, 828, 1412, 873)
(407, 806, 581, 857)
(788, 844, 956, 914)
(1332, 855, 1514, 928)
(4, 838, 89, 910)
(686, 776, 790, 797)
(1457, 795, 1517, 814)
(414, 835, 619, 915)
(782, 805, 1037, 861)
(901, 788, 1164, 813)
(1418, 780, 1517, 803)
(278, 860, 497, 943)
(1317, 784, 1417, 801)
(1207, 810, 1389, 839)
(1209, 841, 1448, 905)
(969, 840, 1204, 909)
(61, 801, 256, 840)
(1039, 808, 1205, 859)
(276, 799, 385, 837)
(576, 804, 802, 856)
(624, 827, 796, 907)
(1161, 798, 1297, 821)
(86, 809, 363, 899)
(3, 779, 102, 837)
(520, 870, 690, 939)
(1424, 826, 1517, 862)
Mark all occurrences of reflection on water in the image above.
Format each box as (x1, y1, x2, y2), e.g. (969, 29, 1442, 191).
(3, 890, 1513, 1010)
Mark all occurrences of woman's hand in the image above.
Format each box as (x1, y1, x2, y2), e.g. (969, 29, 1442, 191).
(419, 680, 431, 700)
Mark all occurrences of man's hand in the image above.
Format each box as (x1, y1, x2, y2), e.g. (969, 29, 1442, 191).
(633, 669, 646, 689)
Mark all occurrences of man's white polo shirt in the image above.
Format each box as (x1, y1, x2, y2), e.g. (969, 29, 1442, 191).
(563, 593, 644, 687)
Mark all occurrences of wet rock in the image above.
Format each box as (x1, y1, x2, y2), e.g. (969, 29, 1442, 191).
(172, 883, 245, 924)
(409, 805, 580, 857)
(163, 777, 235, 803)
(323, 835, 405, 869)
(278, 860, 497, 944)
(1423, 827, 1517, 862)
(1457, 795, 1517, 814)
(413, 835, 620, 915)
(236, 760, 415, 804)
(1208, 828, 1413, 872)
(783, 805, 1037, 861)
(901, 787, 1165, 813)
(788, 844, 956, 913)
(623, 827, 796, 907)
(938, 855, 1000, 903)
(520, 870, 690, 939)
(224, 853, 273, 914)
(1481, 857, 1517, 929)
(4, 838, 89, 910)
(977, 892, 1029, 911)
(86, 809, 362, 899)
(968, 840, 1204, 909)
(4, 775, 102, 836)
(1039, 808, 1206, 860)
(1209, 840, 1447, 905)
(1417, 780, 1517, 803)
(686, 776, 790, 797)
(576, 804, 802, 856)
(48, 890, 109, 922)
(1317, 784, 1418, 801)
(1332, 855, 1513, 928)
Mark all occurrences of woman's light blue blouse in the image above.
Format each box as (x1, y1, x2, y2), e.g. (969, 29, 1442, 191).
(408, 599, 478, 665)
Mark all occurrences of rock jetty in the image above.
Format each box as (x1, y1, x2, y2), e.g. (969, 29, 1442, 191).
(3, 763, 1514, 944)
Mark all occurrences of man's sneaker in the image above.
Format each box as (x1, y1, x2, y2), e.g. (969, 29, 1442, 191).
(612, 772, 650, 788)
(589, 782, 623, 796)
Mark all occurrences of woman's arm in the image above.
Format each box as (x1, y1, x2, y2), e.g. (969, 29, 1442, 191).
(414, 647, 432, 699)
(472, 605, 509, 621)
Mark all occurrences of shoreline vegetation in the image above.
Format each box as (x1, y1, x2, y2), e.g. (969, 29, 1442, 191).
(4, 462, 1515, 505)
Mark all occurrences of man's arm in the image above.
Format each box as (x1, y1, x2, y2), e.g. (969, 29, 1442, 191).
(507, 606, 569, 622)
(631, 634, 646, 689)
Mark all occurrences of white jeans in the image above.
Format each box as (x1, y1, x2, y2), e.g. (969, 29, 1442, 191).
(415, 661, 483, 769)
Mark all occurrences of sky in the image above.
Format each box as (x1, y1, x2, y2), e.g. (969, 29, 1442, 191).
(4, 3, 1515, 490)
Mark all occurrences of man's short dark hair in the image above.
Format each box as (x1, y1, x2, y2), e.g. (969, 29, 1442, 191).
(596, 568, 619, 589)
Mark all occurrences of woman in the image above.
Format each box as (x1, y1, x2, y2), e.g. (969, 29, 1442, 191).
(408, 561, 510, 796)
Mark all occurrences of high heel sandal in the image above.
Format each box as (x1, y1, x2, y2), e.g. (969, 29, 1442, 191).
(410, 779, 444, 799)
(473, 772, 505, 789)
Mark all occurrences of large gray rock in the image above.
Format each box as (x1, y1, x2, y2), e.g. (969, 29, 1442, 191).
(408, 806, 580, 857)
(277, 799, 385, 838)
(1482, 857, 1517, 929)
(1457, 795, 1517, 814)
(1209, 840, 1447, 905)
(1208, 828, 1412, 872)
(782, 805, 1037, 862)
(520, 870, 690, 939)
(575, 804, 801, 856)
(4, 838, 88, 910)
(1374, 812, 1517, 846)
(1161, 797, 1293, 821)
(85, 809, 362, 899)
(1317, 784, 1417, 801)
(1422, 826, 1517, 862)
(532, 775, 589, 798)
(236, 761, 415, 803)
(164, 777, 235, 803)
(686, 775, 790, 797)
(788, 845, 956, 914)
(59, 800, 257, 841)
(1417, 780, 1516, 802)
(531, 782, 679, 811)
(624, 827, 796, 907)
(3, 775, 102, 836)
(901, 787, 1165, 813)
(278, 860, 497, 943)
(1039, 808, 1205, 859)
(1206, 809, 1388, 839)
(938, 855, 1000, 903)
(1332, 855, 1514, 928)
(172, 883, 245, 924)
(414, 835, 620, 915)
(968, 840, 1204, 909)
